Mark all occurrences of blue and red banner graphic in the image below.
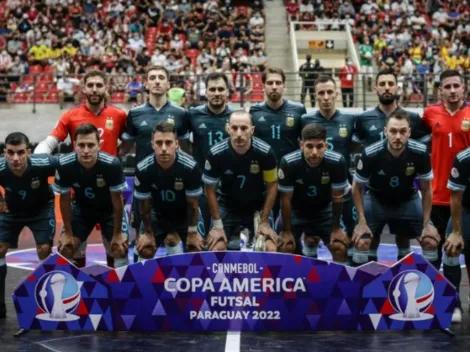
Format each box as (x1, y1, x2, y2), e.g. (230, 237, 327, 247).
(13, 252, 457, 332)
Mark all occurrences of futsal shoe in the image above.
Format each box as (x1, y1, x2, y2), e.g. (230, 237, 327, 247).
(451, 307, 462, 324)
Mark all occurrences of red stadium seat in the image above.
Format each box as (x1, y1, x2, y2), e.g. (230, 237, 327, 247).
(231, 92, 241, 103)
(13, 92, 28, 103)
(39, 75, 54, 82)
(29, 65, 43, 75)
(111, 92, 125, 103)
(9, 82, 17, 92)
(36, 82, 50, 92)
(22, 75, 34, 84)
(186, 49, 199, 59)
(250, 93, 264, 103)
(29, 91, 45, 103)
(45, 92, 59, 103)
(43, 65, 54, 74)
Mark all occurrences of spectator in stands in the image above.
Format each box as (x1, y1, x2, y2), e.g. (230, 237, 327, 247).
(0, 76, 11, 103)
(53, 55, 71, 78)
(215, 41, 231, 67)
(250, 49, 268, 72)
(9, 55, 26, 81)
(339, 58, 358, 107)
(359, 37, 374, 91)
(250, 25, 265, 51)
(249, 11, 264, 30)
(151, 48, 167, 67)
(197, 48, 215, 69)
(128, 32, 146, 58)
(180, 0, 191, 14)
(285, 0, 300, 20)
(0, 50, 13, 73)
(111, 66, 128, 93)
(233, 63, 252, 106)
(338, 0, 356, 18)
(7, 33, 22, 57)
(124, 76, 143, 105)
(135, 48, 151, 75)
(57, 74, 80, 109)
(187, 25, 201, 49)
(360, 0, 379, 15)
(168, 80, 186, 107)
(300, 0, 314, 15)
(164, 54, 181, 75)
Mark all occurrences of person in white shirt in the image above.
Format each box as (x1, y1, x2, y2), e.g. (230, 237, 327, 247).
(127, 32, 146, 57)
(164, 54, 181, 74)
(170, 34, 185, 54)
(89, 41, 105, 59)
(57, 74, 80, 108)
(360, 0, 379, 15)
(249, 12, 264, 29)
(300, 0, 314, 14)
(197, 48, 214, 68)
(53, 57, 71, 78)
(151, 49, 166, 66)
(432, 8, 448, 25)
(0, 50, 13, 73)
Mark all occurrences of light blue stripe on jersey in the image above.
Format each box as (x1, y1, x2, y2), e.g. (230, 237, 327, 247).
(178, 154, 196, 169)
(121, 132, 135, 141)
(202, 174, 219, 184)
(278, 185, 294, 193)
(134, 190, 152, 200)
(211, 141, 229, 155)
(285, 151, 302, 163)
(332, 180, 349, 190)
(59, 154, 76, 165)
(408, 140, 427, 152)
(352, 134, 364, 144)
(325, 151, 342, 161)
(418, 134, 431, 144)
(0, 161, 5, 171)
(365, 141, 384, 155)
(252, 138, 271, 153)
(110, 181, 128, 192)
(52, 183, 71, 194)
(448, 180, 466, 191)
(353, 174, 369, 184)
(186, 187, 203, 197)
(98, 153, 115, 164)
(179, 131, 190, 140)
(137, 155, 154, 171)
(457, 148, 470, 162)
(418, 171, 433, 181)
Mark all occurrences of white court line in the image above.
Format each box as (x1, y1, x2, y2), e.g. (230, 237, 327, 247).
(35, 342, 62, 352)
(224, 331, 241, 352)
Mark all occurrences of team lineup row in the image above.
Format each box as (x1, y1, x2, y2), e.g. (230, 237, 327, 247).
(0, 66, 469, 323)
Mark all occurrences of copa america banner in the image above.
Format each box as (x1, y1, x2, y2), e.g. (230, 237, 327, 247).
(13, 252, 457, 332)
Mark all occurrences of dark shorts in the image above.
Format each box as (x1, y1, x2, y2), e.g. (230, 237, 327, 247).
(446, 207, 470, 240)
(364, 193, 423, 239)
(431, 205, 451, 237)
(0, 204, 55, 248)
(70, 206, 129, 244)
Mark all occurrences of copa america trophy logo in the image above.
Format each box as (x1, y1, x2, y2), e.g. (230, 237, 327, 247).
(34, 271, 82, 322)
(388, 270, 434, 321)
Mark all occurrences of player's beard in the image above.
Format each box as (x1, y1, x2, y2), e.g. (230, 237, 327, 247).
(268, 92, 281, 102)
(86, 93, 105, 106)
(209, 98, 225, 110)
(378, 92, 396, 105)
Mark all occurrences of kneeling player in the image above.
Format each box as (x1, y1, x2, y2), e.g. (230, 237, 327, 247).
(133, 122, 205, 259)
(203, 111, 278, 251)
(53, 123, 129, 268)
(277, 124, 352, 265)
(444, 148, 470, 323)
(352, 110, 439, 267)
(0, 132, 57, 318)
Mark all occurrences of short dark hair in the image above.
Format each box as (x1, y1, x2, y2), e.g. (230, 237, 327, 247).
(301, 123, 327, 141)
(146, 65, 170, 80)
(440, 69, 464, 85)
(262, 67, 286, 84)
(83, 70, 107, 85)
(314, 75, 336, 91)
(152, 121, 176, 136)
(5, 132, 30, 148)
(74, 123, 100, 142)
(205, 72, 229, 88)
(386, 109, 410, 126)
(376, 69, 397, 85)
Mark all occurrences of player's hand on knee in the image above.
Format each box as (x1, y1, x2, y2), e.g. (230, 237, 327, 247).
(419, 224, 440, 244)
(207, 228, 227, 251)
(0, 200, 9, 213)
(137, 233, 157, 259)
(186, 231, 205, 252)
(352, 223, 372, 245)
(279, 231, 295, 253)
(58, 233, 76, 259)
(330, 228, 349, 248)
(110, 232, 128, 259)
(443, 232, 464, 258)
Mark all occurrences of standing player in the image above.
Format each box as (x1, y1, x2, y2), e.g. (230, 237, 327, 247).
(422, 69, 470, 323)
(35, 70, 128, 268)
(119, 65, 189, 260)
(203, 111, 278, 251)
(352, 110, 439, 269)
(133, 122, 204, 259)
(276, 124, 356, 265)
(301, 76, 357, 259)
(353, 69, 430, 263)
(53, 124, 129, 268)
(445, 148, 470, 322)
(0, 133, 57, 318)
(187, 72, 234, 232)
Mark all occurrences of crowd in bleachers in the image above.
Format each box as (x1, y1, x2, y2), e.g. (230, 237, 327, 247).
(0, 0, 267, 105)
(287, 0, 470, 105)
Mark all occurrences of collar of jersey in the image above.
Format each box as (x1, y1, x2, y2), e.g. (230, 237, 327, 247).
(441, 101, 468, 115)
(375, 105, 402, 117)
(146, 100, 170, 112)
(263, 99, 287, 112)
(315, 109, 339, 120)
(82, 103, 108, 116)
(204, 104, 231, 116)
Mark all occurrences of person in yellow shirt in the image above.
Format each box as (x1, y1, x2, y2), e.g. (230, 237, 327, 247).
(445, 52, 458, 69)
(409, 45, 422, 64)
(28, 42, 50, 64)
(440, 40, 451, 60)
(61, 42, 77, 57)
(48, 44, 63, 61)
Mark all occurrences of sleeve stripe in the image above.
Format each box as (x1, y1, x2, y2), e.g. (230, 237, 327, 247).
(186, 187, 203, 197)
(52, 184, 71, 194)
(447, 181, 466, 191)
(109, 182, 128, 192)
(134, 191, 152, 199)
(178, 132, 190, 140)
(278, 185, 294, 193)
(418, 135, 431, 143)
(121, 132, 135, 141)
(352, 135, 364, 143)
(332, 181, 349, 190)
(353, 174, 369, 184)
(202, 174, 219, 184)
(417, 171, 433, 180)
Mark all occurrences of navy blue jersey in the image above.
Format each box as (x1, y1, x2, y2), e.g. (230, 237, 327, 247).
(121, 101, 189, 163)
(353, 106, 430, 146)
(0, 154, 57, 216)
(278, 150, 348, 215)
(187, 104, 233, 167)
(447, 147, 470, 210)
(250, 100, 306, 161)
(203, 137, 278, 213)
(134, 151, 203, 221)
(354, 139, 433, 204)
(52, 152, 127, 214)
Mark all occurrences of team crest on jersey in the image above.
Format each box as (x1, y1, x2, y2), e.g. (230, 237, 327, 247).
(105, 117, 114, 131)
(406, 163, 415, 176)
(461, 119, 470, 132)
(167, 116, 175, 125)
(250, 161, 260, 174)
(31, 178, 40, 189)
(339, 126, 348, 138)
(96, 175, 106, 187)
(278, 169, 285, 179)
(321, 173, 330, 184)
(286, 116, 295, 127)
(174, 178, 184, 191)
